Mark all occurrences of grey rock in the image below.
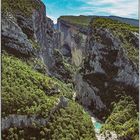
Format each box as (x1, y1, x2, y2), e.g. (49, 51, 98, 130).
(75, 74, 106, 111)
(76, 27, 138, 119)
(32, 8, 61, 70)
(2, 14, 34, 57)
(96, 131, 118, 140)
(59, 96, 69, 108)
(2, 1, 61, 74)
(2, 115, 48, 131)
(2, 96, 68, 131)
(57, 19, 88, 67)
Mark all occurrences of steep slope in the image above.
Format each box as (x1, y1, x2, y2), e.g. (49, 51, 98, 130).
(2, 53, 96, 140)
(76, 17, 138, 116)
(57, 16, 88, 68)
(2, 0, 61, 71)
(58, 16, 139, 139)
(1, 0, 97, 139)
(101, 96, 139, 140)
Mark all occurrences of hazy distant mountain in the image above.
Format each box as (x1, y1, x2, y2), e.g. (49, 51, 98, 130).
(106, 16, 139, 27)
(87, 15, 139, 27)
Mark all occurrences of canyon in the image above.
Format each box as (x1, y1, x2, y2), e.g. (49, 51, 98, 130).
(1, 0, 139, 140)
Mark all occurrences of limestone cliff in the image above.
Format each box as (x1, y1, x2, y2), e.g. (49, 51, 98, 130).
(58, 16, 139, 120)
(2, 0, 61, 72)
(78, 18, 139, 119)
(58, 17, 88, 67)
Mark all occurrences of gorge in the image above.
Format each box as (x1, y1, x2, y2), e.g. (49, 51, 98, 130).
(1, 0, 139, 140)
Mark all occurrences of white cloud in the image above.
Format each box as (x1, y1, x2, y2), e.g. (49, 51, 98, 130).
(83, 0, 120, 5)
(78, 0, 138, 18)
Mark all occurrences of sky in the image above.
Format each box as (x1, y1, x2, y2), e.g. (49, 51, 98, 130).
(42, 0, 138, 23)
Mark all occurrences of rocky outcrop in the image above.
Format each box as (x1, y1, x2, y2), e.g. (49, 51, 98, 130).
(2, 96, 68, 131)
(57, 18, 88, 67)
(2, 0, 61, 72)
(75, 74, 106, 111)
(75, 20, 139, 119)
(2, 13, 34, 57)
(2, 115, 48, 131)
(57, 17, 138, 119)
(32, 5, 61, 69)
(57, 18, 109, 113)
(96, 131, 118, 140)
(50, 49, 75, 83)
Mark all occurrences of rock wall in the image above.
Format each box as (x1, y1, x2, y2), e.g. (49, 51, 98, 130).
(2, 13, 34, 57)
(76, 23, 139, 119)
(32, 4, 61, 69)
(2, 96, 68, 130)
(75, 74, 106, 111)
(2, 0, 61, 72)
(57, 19, 88, 67)
(58, 17, 139, 120)
(2, 115, 48, 131)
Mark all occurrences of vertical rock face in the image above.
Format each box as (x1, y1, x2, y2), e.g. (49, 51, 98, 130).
(2, 0, 61, 72)
(57, 18, 107, 115)
(1, 13, 34, 57)
(32, 5, 61, 69)
(57, 19, 88, 67)
(75, 19, 139, 119)
(29, 2, 61, 70)
(75, 74, 106, 111)
(58, 17, 139, 120)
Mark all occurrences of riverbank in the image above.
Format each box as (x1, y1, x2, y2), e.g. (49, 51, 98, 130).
(83, 108, 118, 140)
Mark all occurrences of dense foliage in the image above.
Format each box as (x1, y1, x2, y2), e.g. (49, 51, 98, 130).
(2, 53, 73, 117)
(2, 53, 97, 139)
(91, 17, 138, 32)
(47, 101, 97, 140)
(2, 102, 97, 140)
(101, 96, 139, 140)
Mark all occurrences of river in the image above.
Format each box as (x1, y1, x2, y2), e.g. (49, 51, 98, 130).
(84, 108, 118, 140)
(84, 108, 103, 133)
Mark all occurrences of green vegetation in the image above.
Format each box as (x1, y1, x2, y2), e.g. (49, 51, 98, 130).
(2, 0, 42, 16)
(63, 59, 77, 74)
(59, 15, 91, 26)
(91, 17, 139, 65)
(122, 43, 139, 65)
(29, 40, 40, 49)
(47, 101, 97, 140)
(2, 102, 97, 140)
(101, 96, 138, 140)
(2, 53, 73, 117)
(91, 17, 139, 32)
(2, 53, 97, 139)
